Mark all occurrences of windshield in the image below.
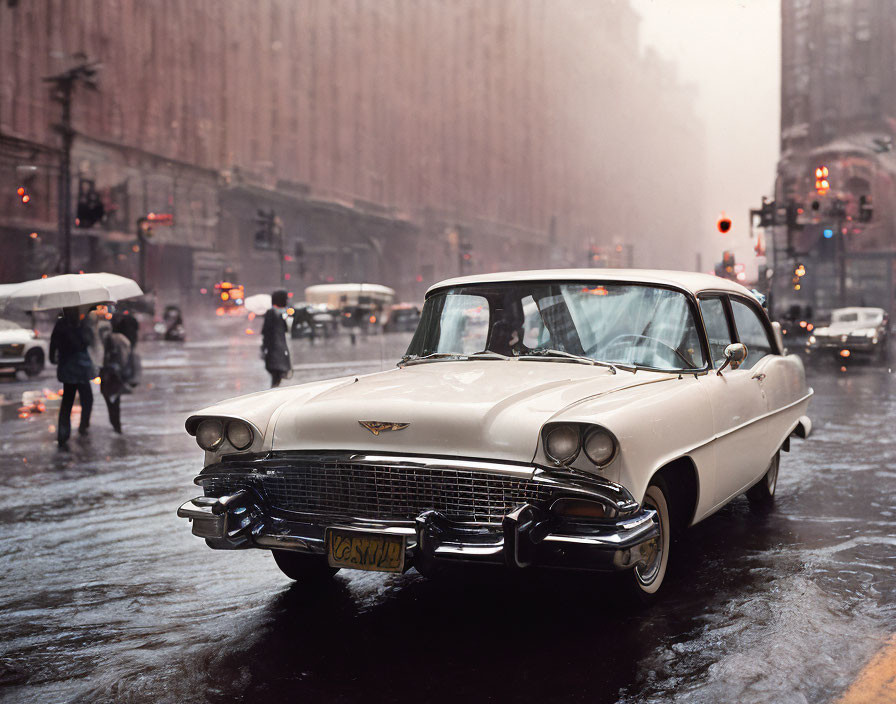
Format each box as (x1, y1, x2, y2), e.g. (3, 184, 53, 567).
(832, 312, 859, 323)
(406, 282, 706, 371)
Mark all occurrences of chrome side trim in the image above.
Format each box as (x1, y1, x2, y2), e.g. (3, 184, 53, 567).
(686, 389, 814, 454)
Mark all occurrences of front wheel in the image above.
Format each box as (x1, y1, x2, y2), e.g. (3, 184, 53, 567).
(747, 452, 779, 504)
(23, 348, 44, 378)
(625, 478, 672, 602)
(272, 549, 339, 582)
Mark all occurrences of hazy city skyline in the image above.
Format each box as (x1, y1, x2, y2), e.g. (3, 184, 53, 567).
(633, 0, 780, 274)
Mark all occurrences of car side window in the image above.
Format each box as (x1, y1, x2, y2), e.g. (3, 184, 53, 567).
(698, 297, 733, 369)
(730, 299, 774, 368)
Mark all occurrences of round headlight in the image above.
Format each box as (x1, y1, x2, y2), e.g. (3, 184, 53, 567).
(808, 335, 816, 344)
(544, 424, 580, 465)
(226, 419, 253, 451)
(583, 427, 616, 467)
(196, 418, 224, 451)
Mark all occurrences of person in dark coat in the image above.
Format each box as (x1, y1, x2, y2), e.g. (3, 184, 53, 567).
(114, 311, 140, 348)
(261, 289, 292, 387)
(49, 307, 95, 447)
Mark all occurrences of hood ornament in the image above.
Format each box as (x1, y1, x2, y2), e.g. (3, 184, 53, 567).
(359, 421, 410, 436)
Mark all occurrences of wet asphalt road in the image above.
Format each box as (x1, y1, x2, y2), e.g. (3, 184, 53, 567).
(0, 326, 893, 703)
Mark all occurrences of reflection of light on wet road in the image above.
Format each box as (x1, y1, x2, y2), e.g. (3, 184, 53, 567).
(0, 337, 893, 703)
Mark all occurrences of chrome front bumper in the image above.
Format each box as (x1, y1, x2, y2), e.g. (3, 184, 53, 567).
(177, 486, 660, 573)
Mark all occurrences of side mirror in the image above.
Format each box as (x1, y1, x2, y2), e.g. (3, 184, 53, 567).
(717, 342, 747, 375)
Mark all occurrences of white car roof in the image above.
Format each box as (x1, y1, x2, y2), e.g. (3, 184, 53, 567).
(832, 306, 885, 316)
(427, 269, 754, 298)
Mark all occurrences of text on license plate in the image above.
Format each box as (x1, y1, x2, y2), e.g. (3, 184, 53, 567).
(326, 528, 405, 572)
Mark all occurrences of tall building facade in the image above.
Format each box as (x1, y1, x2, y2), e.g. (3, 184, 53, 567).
(774, 0, 896, 315)
(1, 0, 705, 300)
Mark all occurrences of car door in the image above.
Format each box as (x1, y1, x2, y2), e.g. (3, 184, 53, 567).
(698, 295, 770, 508)
(728, 296, 802, 452)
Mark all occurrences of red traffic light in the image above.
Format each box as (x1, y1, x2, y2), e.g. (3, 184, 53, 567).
(717, 217, 731, 234)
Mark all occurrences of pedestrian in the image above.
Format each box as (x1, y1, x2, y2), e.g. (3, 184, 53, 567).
(99, 323, 136, 434)
(49, 306, 95, 447)
(114, 314, 142, 386)
(261, 289, 292, 387)
(114, 310, 140, 349)
(84, 307, 109, 374)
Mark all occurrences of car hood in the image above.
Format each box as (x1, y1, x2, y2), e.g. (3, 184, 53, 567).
(266, 360, 670, 463)
(0, 329, 33, 344)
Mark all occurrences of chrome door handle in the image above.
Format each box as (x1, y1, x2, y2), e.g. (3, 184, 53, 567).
(752, 373, 766, 381)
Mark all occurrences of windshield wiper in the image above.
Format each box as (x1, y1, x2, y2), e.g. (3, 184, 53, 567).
(519, 348, 626, 374)
(399, 352, 465, 366)
(469, 351, 512, 360)
(399, 351, 510, 366)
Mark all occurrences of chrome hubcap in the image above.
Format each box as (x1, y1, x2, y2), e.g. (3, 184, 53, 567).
(635, 498, 663, 585)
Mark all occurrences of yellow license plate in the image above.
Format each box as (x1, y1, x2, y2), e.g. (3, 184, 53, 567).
(326, 529, 405, 572)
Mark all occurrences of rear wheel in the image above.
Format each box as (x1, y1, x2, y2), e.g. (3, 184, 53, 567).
(272, 549, 339, 582)
(23, 348, 44, 378)
(747, 452, 779, 504)
(625, 478, 671, 602)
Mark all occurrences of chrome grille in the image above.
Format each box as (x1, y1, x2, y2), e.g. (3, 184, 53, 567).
(200, 460, 549, 524)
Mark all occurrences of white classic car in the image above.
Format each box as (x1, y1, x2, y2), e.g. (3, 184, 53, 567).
(0, 318, 48, 377)
(178, 270, 812, 599)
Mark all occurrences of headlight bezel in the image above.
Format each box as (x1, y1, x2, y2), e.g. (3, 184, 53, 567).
(543, 424, 581, 465)
(196, 418, 225, 451)
(542, 422, 619, 470)
(226, 419, 254, 451)
(582, 426, 618, 467)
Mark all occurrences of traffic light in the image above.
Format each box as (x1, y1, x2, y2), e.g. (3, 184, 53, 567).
(459, 242, 473, 272)
(715, 251, 736, 280)
(15, 165, 37, 205)
(859, 195, 873, 222)
(75, 178, 105, 228)
(786, 200, 804, 229)
(254, 209, 275, 249)
(814, 166, 830, 195)
(759, 198, 776, 227)
(253, 209, 283, 249)
(717, 216, 731, 234)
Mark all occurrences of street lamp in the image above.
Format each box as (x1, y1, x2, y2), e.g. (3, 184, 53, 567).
(43, 57, 102, 274)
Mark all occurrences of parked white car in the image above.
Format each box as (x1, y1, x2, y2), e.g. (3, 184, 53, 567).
(0, 319, 48, 377)
(178, 270, 812, 599)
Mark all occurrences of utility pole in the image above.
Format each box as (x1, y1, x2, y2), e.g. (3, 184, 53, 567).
(43, 58, 101, 274)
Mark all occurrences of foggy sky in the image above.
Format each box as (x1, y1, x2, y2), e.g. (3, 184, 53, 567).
(631, 0, 780, 275)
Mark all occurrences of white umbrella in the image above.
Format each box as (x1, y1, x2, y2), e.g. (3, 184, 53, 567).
(243, 293, 272, 315)
(0, 273, 143, 312)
